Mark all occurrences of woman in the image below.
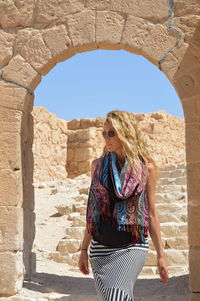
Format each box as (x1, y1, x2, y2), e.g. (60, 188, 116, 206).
(78, 110, 169, 301)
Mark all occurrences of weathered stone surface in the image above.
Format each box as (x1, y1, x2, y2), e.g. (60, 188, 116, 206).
(57, 239, 80, 253)
(146, 249, 188, 266)
(185, 123, 200, 163)
(65, 227, 85, 240)
(0, 251, 23, 295)
(142, 24, 178, 64)
(173, 16, 200, 43)
(14, 29, 54, 75)
(0, 206, 23, 251)
(35, 0, 85, 24)
(0, 81, 28, 113)
(0, 107, 22, 133)
(187, 162, 200, 202)
(42, 25, 72, 60)
(174, 0, 200, 17)
(190, 293, 200, 301)
(174, 67, 200, 99)
(86, 0, 169, 22)
(0, 31, 15, 69)
(0, 0, 35, 28)
(0, 132, 21, 170)
(2, 55, 41, 91)
(96, 11, 125, 44)
(66, 10, 95, 48)
(182, 95, 200, 124)
(161, 42, 189, 81)
(189, 248, 200, 292)
(121, 16, 154, 53)
(188, 204, 200, 248)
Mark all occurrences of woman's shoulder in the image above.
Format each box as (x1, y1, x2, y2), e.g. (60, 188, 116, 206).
(91, 157, 102, 167)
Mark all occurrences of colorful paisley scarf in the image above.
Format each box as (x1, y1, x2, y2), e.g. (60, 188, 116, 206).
(86, 151, 150, 243)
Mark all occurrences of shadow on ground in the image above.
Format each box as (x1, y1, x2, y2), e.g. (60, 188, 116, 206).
(23, 273, 190, 299)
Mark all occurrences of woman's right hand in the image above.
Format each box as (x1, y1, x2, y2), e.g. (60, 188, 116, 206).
(78, 250, 90, 275)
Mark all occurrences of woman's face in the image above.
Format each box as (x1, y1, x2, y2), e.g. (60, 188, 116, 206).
(102, 121, 123, 153)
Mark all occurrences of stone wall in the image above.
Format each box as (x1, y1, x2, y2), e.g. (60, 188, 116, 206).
(32, 107, 186, 182)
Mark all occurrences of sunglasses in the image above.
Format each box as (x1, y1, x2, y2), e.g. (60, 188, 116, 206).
(102, 130, 116, 138)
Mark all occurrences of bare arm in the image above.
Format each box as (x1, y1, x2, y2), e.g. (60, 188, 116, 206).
(146, 163, 169, 284)
(80, 159, 98, 250)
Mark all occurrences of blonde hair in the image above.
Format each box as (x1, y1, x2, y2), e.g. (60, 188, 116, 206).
(101, 110, 158, 179)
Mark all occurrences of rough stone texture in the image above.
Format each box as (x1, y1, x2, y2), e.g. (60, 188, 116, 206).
(0, 207, 23, 251)
(0, 251, 23, 295)
(174, 0, 200, 17)
(31, 107, 68, 182)
(0, 0, 35, 28)
(66, 10, 96, 48)
(189, 248, 200, 292)
(121, 16, 154, 53)
(182, 95, 200, 124)
(2, 54, 41, 92)
(0, 31, 15, 69)
(86, 0, 169, 22)
(0, 81, 31, 112)
(96, 11, 125, 44)
(14, 29, 55, 75)
(35, 0, 85, 25)
(188, 204, 200, 247)
(42, 25, 72, 60)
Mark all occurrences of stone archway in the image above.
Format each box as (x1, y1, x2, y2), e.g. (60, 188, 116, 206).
(0, 1, 200, 299)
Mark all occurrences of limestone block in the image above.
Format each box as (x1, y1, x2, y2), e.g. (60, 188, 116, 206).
(161, 42, 189, 81)
(174, 67, 200, 99)
(0, 251, 23, 295)
(0, 0, 35, 28)
(36, 0, 84, 24)
(160, 222, 187, 238)
(142, 24, 178, 64)
(0, 206, 23, 251)
(72, 216, 86, 227)
(66, 10, 95, 47)
(57, 238, 81, 253)
(74, 147, 91, 162)
(189, 248, 200, 292)
(96, 11, 125, 44)
(86, 0, 169, 22)
(0, 106, 22, 133)
(2, 54, 41, 91)
(78, 161, 91, 173)
(55, 203, 73, 216)
(0, 31, 15, 69)
(174, 0, 200, 16)
(164, 237, 189, 250)
(190, 293, 200, 301)
(80, 118, 98, 129)
(145, 249, 188, 266)
(49, 251, 74, 265)
(121, 16, 154, 52)
(15, 29, 55, 75)
(187, 162, 200, 202)
(0, 132, 21, 170)
(173, 16, 200, 43)
(0, 81, 34, 113)
(65, 227, 85, 240)
(76, 128, 96, 141)
(188, 204, 200, 247)
(67, 119, 81, 130)
(42, 25, 72, 59)
(72, 203, 86, 215)
(185, 123, 200, 163)
(182, 95, 200, 124)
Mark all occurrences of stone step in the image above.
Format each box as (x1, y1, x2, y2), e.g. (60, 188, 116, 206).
(157, 176, 186, 186)
(156, 192, 187, 203)
(156, 184, 186, 194)
(159, 222, 187, 238)
(145, 249, 188, 266)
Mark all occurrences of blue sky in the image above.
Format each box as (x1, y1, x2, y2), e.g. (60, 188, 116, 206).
(34, 49, 184, 121)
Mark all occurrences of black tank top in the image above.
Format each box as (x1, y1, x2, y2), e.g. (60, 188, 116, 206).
(92, 157, 133, 247)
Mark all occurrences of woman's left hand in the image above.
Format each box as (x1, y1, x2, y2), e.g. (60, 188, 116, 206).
(157, 257, 169, 284)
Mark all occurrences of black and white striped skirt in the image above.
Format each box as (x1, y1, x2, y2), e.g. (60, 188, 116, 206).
(89, 238, 149, 301)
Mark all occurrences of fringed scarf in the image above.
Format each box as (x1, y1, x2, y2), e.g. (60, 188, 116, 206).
(86, 151, 150, 243)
